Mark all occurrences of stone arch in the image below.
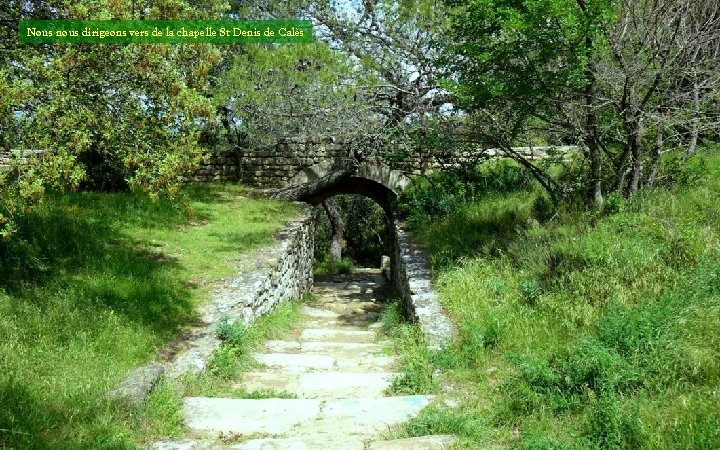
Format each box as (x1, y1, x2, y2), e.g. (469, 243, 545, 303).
(281, 159, 411, 215)
(274, 159, 411, 271)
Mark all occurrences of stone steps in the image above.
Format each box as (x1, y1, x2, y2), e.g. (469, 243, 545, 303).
(298, 328, 377, 343)
(152, 274, 455, 450)
(237, 371, 401, 398)
(182, 395, 434, 436)
(253, 352, 397, 372)
(263, 340, 388, 354)
(153, 435, 457, 450)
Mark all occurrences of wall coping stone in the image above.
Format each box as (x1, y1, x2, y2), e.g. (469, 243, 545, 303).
(391, 221, 456, 350)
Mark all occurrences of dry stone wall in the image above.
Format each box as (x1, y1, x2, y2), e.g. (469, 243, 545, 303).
(390, 221, 456, 350)
(190, 136, 350, 185)
(165, 206, 314, 377)
(189, 140, 576, 188)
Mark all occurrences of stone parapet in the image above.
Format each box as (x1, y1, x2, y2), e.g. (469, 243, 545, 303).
(390, 221, 456, 351)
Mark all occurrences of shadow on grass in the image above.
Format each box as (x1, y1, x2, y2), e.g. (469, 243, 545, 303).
(0, 191, 196, 338)
(0, 377, 63, 449)
(423, 206, 530, 270)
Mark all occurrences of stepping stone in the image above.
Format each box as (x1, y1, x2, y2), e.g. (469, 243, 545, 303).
(368, 435, 458, 450)
(237, 371, 400, 398)
(297, 372, 399, 398)
(300, 306, 338, 318)
(183, 397, 321, 435)
(303, 341, 388, 354)
(238, 371, 298, 393)
(299, 329, 376, 343)
(334, 354, 397, 371)
(264, 340, 387, 354)
(230, 436, 365, 449)
(264, 340, 301, 352)
(305, 396, 435, 435)
(303, 318, 374, 331)
(184, 396, 434, 436)
(152, 439, 210, 450)
(253, 353, 336, 371)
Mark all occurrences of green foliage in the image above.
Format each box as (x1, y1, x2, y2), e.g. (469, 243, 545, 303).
(0, 184, 296, 448)
(1, 0, 227, 237)
(397, 159, 534, 229)
(314, 257, 354, 276)
(656, 150, 710, 189)
(380, 300, 437, 395)
(314, 195, 391, 268)
(396, 149, 720, 447)
(215, 42, 372, 148)
(187, 299, 302, 397)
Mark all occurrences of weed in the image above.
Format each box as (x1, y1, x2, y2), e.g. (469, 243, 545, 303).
(313, 257, 354, 276)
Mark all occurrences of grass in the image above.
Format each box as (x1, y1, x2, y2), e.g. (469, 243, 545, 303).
(377, 296, 437, 396)
(393, 148, 720, 448)
(0, 183, 298, 449)
(313, 257, 354, 276)
(181, 299, 302, 398)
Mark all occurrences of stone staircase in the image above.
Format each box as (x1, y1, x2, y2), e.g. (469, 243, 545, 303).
(152, 271, 455, 449)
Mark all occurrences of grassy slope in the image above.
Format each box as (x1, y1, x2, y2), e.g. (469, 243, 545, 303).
(0, 184, 298, 449)
(398, 149, 720, 449)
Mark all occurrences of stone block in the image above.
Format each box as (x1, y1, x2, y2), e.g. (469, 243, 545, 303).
(107, 363, 164, 408)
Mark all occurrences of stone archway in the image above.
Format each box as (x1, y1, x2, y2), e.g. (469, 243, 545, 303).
(272, 159, 411, 216)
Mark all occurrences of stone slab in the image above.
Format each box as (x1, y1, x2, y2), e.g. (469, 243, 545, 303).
(297, 372, 398, 398)
(182, 396, 434, 437)
(107, 363, 164, 408)
(300, 306, 339, 318)
(368, 435, 457, 450)
(264, 340, 302, 352)
(152, 439, 211, 450)
(334, 354, 397, 371)
(183, 397, 321, 435)
(306, 395, 435, 434)
(299, 329, 376, 343)
(230, 437, 365, 450)
(253, 353, 336, 370)
(300, 342, 386, 353)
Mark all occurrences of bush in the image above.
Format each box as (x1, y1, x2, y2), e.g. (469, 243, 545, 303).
(398, 159, 536, 228)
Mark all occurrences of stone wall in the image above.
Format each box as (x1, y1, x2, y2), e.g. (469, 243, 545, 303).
(165, 206, 314, 377)
(189, 136, 350, 185)
(390, 220, 456, 351)
(189, 140, 577, 188)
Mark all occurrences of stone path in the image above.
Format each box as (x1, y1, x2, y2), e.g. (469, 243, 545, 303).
(152, 270, 455, 449)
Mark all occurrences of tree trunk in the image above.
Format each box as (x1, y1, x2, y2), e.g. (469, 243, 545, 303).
(588, 141, 603, 205)
(646, 120, 663, 189)
(614, 147, 631, 193)
(322, 199, 344, 262)
(584, 56, 603, 207)
(687, 75, 700, 158)
(271, 159, 358, 202)
(625, 109, 644, 196)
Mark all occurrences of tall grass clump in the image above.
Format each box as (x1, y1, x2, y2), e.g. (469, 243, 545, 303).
(396, 148, 720, 448)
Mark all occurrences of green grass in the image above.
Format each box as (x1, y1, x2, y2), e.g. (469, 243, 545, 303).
(181, 299, 302, 398)
(378, 297, 437, 396)
(395, 148, 720, 448)
(0, 183, 298, 449)
(313, 257, 354, 276)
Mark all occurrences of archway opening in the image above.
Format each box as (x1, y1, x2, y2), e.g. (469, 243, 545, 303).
(312, 194, 393, 276)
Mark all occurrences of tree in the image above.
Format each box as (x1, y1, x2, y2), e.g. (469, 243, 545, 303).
(0, 0, 226, 237)
(213, 42, 377, 150)
(443, 0, 720, 205)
